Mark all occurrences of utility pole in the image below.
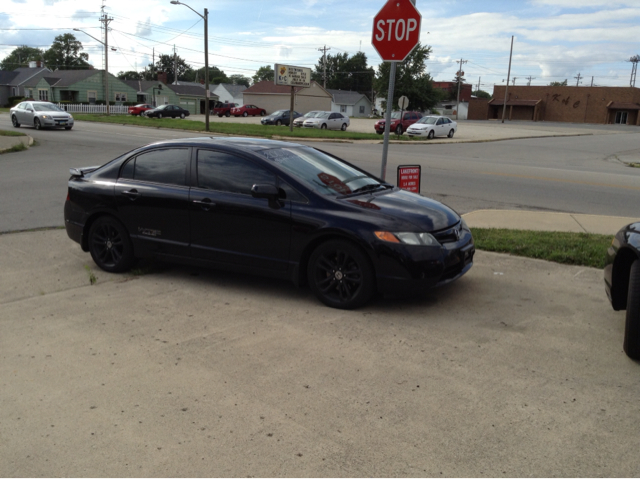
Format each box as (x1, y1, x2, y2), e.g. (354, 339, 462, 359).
(99, 6, 113, 115)
(526, 76, 535, 86)
(628, 55, 639, 87)
(318, 45, 331, 89)
(477, 76, 481, 93)
(591, 76, 594, 87)
(455, 58, 467, 121)
(574, 72, 582, 86)
(502, 35, 514, 124)
(173, 45, 178, 84)
(512, 77, 517, 86)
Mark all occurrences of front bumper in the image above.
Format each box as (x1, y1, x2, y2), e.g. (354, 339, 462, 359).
(373, 231, 475, 296)
(41, 117, 74, 128)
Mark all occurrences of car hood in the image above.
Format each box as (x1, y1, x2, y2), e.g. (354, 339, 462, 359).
(407, 123, 433, 130)
(341, 188, 459, 232)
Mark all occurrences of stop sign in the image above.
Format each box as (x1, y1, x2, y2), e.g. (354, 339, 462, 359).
(371, 0, 422, 62)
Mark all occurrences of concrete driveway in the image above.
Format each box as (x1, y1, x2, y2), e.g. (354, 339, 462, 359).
(1, 229, 638, 477)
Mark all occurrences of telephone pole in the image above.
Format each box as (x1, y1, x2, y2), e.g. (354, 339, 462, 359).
(455, 58, 467, 121)
(628, 55, 639, 87)
(318, 45, 331, 88)
(173, 45, 178, 84)
(502, 35, 514, 124)
(99, 5, 113, 115)
(574, 72, 582, 86)
(512, 77, 517, 86)
(526, 76, 535, 86)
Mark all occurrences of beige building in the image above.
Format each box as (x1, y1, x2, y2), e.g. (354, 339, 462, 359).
(242, 81, 332, 114)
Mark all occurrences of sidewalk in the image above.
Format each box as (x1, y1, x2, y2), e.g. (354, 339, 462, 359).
(463, 209, 640, 235)
(0, 132, 32, 152)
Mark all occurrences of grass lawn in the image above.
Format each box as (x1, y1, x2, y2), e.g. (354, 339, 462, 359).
(471, 228, 612, 269)
(71, 113, 419, 141)
(0, 129, 26, 137)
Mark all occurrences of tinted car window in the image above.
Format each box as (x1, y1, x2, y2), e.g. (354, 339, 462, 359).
(123, 148, 189, 185)
(197, 150, 276, 195)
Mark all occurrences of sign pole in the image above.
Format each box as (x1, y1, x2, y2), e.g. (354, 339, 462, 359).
(289, 86, 295, 132)
(380, 61, 397, 180)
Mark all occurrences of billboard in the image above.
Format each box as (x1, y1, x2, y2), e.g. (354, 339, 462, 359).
(275, 64, 311, 88)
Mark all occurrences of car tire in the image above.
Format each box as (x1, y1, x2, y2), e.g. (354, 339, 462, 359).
(65, 126, 72, 130)
(308, 239, 375, 310)
(225, 112, 230, 117)
(427, 130, 435, 139)
(321, 123, 327, 129)
(180, 113, 186, 119)
(88, 216, 135, 273)
(276, 120, 282, 126)
(158, 113, 163, 119)
(11, 115, 20, 128)
(376, 131, 383, 135)
(242, 112, 248, 117)
(260, 110, 266, 116)
(34, 118, 41, 130)
(624, 259, 640, 359)
(448, 129, 455, 138)
(395, 125, 403, 135)
(341, 123, 347, 131)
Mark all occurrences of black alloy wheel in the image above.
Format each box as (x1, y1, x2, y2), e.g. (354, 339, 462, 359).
(12, 116, 20, 128)
(448, 129, 455, 138)
(225, 111, 231, 117)
(88, 216, 135, 273)
(427, 130, 435, 139)
(34, 118, 42, 130)
(341, 123, 347, 131)
(308, 240, 375, 309)
(624, 259, 640, 359)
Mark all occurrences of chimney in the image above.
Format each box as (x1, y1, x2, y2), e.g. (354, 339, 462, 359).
(157, 72, 168, 84)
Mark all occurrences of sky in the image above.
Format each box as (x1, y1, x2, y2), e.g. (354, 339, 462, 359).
(1, 0, 639, 91)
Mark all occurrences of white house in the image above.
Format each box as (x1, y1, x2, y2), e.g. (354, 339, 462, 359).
(327, 89, 372, 117)
(212, 83, 246, 104)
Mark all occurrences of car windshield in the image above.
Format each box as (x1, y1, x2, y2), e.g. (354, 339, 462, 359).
(316, 112, 331, 119)
(33, 103, 64, 112)
(257, 146, 382, 196)
(134, 104, 147, 108)
(270, 110, 287, 116)
(417, 117, 438, 124)
(303, 111, 320, 118)
(155, 105, 168, 110)
(390, 111, 402, 119)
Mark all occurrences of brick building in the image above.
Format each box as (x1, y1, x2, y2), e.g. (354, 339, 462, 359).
(433, 81, 472, 102)
(468, 85, 640, 126)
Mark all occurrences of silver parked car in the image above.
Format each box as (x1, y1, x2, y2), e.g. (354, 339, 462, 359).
(293, 110, 323, 127)
(303, 111, 350, 130)
(406, 115, 457, 139)
(10, 101, 74, 130)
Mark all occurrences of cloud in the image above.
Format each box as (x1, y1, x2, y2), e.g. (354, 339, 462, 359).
(72, 10, 95, 21)
(135, 17, 153, 37)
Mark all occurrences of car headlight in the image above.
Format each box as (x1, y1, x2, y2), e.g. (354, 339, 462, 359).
(375, 231, 439, 246)
(41, 115, 50, 119)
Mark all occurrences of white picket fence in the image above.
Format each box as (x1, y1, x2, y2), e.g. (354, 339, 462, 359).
(55, 103, 129, 115)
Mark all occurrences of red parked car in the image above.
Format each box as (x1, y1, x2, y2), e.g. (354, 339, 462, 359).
(374, 111, 423, 135)
(231, 104, 267, 117)
(128, 104, 154, 116)
(213, 102, 238, 117)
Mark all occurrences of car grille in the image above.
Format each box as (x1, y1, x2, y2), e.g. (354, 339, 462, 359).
(432, 222, 463, 244)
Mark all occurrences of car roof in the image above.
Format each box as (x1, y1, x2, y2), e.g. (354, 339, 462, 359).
(144, 137, 305, 152)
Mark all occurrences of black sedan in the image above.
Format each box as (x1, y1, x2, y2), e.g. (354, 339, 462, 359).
(144, 104, 190, 119)
(64, 138, 474, 309)
(605, 222, 640, 359)
(261, 110, 302, 126)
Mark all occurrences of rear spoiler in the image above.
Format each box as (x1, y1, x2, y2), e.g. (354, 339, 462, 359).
(69, 166, 100, 178)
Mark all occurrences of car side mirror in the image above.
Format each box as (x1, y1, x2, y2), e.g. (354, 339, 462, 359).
(251, 184, 282, 208)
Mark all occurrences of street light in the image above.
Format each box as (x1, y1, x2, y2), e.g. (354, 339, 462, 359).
(170, 0, 209, 131)
(74, 28, 115, 115)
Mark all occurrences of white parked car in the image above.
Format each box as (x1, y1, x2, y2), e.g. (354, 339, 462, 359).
(293, 110, 323, 127)
(406, 115, 457, 139)
(303, 111, 350, 131)
(10, 101, 74, 130)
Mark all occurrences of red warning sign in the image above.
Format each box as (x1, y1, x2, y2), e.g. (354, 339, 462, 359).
(397, 165, 421, 193)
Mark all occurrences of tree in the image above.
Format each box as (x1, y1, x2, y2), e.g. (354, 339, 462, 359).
(0, 46, 45, 70)
(43, 34, 91, 70)
(182, 65, 229, 85)
(472, 90, 491, 99)
(252, 65, 274, 84)
(153, 53, 194, 84)
(117, 70, 144, 80)
(549, 79, 568, 86)
(374, 43, 439, 112)
(229, 74, 251, 88)
(311, 51, 375, 93)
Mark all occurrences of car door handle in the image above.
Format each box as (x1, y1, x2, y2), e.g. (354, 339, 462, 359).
(121, 189, 139, 200)
(193, 199, 216, 211)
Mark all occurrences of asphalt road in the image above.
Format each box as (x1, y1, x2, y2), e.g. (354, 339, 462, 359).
(0, 114, 638, 233)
